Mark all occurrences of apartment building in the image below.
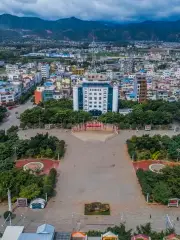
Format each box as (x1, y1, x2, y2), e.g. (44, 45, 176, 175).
(73, 73, 119, 114)
(134, 73, 147, 103)
(41, 64, 50, 79)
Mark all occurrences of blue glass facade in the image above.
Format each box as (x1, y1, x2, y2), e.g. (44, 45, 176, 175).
(78, 87, 83, 110)
(108, 87, 113, 111)
(43, 90, 53, 101)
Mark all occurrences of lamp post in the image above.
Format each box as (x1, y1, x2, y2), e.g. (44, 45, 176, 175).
(177, 148, 180, 162)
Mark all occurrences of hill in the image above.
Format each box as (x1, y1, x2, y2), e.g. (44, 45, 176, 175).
(0, 14, 180, 41)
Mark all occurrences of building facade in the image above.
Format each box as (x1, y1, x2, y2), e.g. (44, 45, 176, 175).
(134, 73, 147, 103)
(41, 64, 50, 79)
(73, 73, 119, 114)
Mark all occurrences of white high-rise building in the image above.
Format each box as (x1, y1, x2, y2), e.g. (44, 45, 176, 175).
(41, 64, 50, 79)
(73, 73, 119, 115)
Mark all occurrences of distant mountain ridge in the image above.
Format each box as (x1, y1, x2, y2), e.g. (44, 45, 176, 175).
(0, 14, 180, 41)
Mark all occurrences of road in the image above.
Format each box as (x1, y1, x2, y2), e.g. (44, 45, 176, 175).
(0, 100, 33, 130)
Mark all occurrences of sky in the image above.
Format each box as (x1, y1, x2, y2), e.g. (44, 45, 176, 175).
(0, 0, 180, 22)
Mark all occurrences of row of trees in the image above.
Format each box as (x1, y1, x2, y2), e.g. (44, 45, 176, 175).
(99, 105, 173, 128)
(87, 222, 174, 240)
(20, 107, 92, 127)
(0, 127, 65, 171)
(38, 99, 73, 109)
(100, 100, 180, 127)
(127, 134, 180, 161)
(137, 166, 180, 204)
(0, 168, 57, 202)
(20, 99, 180, 129)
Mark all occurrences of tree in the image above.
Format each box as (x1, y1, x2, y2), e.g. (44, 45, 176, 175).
(19, 183, 41, 200)
(152, 182, 172, 204)
(136, 223, 152, 235)
(6, 126, 18, 135)
(106, 224, 132, 240)
(45, 148, 53, 158)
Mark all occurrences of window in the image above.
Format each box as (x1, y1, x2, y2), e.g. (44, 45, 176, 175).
(94, 97, 97, 100)
(89, 101, 92, 104)
(99, 93, 101, 95)
(99, 105, 101, 108)
(89, 97, 92, 100)
(89, 105, 92, 107)
(94, 93, 97, 95)
(94, 105, 97, 108)
(99, 97, 101, 100)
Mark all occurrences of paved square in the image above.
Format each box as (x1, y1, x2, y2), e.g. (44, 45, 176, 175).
(15, 129, 180, 233)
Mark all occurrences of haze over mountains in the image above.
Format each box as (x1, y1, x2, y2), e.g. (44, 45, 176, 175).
(0, 14, 180, 41)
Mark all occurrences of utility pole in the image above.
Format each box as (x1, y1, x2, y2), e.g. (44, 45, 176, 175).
(146, 193, 149, 203)
(45, 193, 48, 202)
(177, 148, 180, 162)
(39, 115, 41, 128)
(7, 189, 12, 212)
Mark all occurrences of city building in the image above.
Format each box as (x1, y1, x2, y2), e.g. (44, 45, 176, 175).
(73, 73, 119, 114)
(72, 68, 85, 75)
(41, 64, 50, 79)
(134, 73, 147, 102)
(0, 81, 22, 105)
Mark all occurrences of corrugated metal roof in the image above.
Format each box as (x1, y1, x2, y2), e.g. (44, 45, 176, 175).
(2, 226, 24, 240)
(18, 233, 54, 240)
(54, 232, 71, 240)
(37, 224, 55, 234)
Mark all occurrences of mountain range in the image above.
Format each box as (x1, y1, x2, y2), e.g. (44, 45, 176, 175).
(0, 14, 180, 42)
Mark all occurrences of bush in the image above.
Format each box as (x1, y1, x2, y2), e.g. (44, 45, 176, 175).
(3, 211, 15, 220)
(43, 168, 57, 197)
(19, 122, 26, 129)
(7, 125, 18, 134)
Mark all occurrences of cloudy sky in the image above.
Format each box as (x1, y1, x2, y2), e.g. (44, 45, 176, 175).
(0, 0, 180, 22)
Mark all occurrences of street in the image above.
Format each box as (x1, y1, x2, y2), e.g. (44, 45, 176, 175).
(0, 100, 33, 130)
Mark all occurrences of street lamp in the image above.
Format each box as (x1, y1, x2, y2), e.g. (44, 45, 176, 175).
(177, 148, 180, 162)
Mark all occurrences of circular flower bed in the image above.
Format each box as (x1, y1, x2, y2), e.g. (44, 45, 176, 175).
(149, 163, 165, 173)
(84, 202, 110, 215)
(23, 162, 44, 173)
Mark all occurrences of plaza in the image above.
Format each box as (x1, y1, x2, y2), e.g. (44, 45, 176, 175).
(4, 129, 179, 234)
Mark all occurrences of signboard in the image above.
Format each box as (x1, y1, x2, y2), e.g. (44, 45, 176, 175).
(103, 238, 118, 240)
(17, 198, 28, 207)
(168, 198, 179, 207)
(145, 125, 151, 131)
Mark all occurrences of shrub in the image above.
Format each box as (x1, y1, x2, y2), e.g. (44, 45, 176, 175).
(3, 211, 15, 220)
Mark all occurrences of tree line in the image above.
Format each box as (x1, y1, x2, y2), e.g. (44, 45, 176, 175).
(87, 222, 174, 240)
(127, 134, 180, 161)
(20, 99, 180, 129)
